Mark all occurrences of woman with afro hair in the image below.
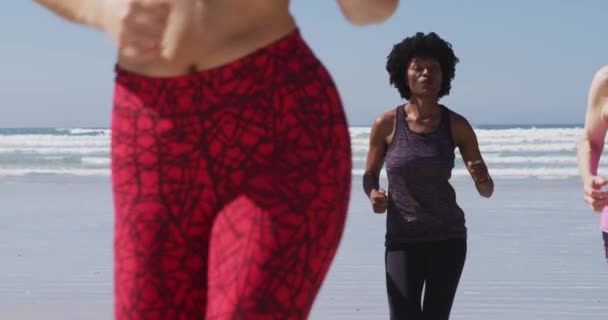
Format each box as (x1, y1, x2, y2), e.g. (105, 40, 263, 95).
(363, 32, 494, 319)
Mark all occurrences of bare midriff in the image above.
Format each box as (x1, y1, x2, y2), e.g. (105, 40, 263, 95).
(117, 0, 295, 77)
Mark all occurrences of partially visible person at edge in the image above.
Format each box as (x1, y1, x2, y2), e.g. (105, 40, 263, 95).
(363, 32, 494, 320)
(32, 1, 399, 319)
(577, 65, 608, 264)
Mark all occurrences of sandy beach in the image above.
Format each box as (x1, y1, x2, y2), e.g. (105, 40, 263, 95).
(0, 175, 607, 319)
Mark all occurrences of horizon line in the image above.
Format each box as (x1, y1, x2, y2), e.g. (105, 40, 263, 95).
(0, 122, 586, 129)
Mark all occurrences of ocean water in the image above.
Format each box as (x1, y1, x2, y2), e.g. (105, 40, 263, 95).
(0, 128, 110, 178)
(351, 124, 590, 179)
(0, 124, 593, 179)
(2, 125, 608, 320)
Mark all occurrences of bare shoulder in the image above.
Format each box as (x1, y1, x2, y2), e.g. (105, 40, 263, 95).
(368, 108, 397, 146)
(372, 109, 397, 136)
(447, 109, 477, 147)
(594, 65, 608, 81)
(448, 109, 472, 131)
(588, 66, 608, 112)
(373, 109, 396, 127)
(592, 66, 608, 91)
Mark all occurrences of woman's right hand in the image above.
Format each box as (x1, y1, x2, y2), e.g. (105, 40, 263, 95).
(101, 0, 171, 62)
(370, 189, 388, 213)
(584, 175, 608, 212)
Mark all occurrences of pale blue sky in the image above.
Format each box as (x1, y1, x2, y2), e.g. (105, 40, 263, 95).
(2, 1, 606, 127)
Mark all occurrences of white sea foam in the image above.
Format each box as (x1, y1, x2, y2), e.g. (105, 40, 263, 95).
(351, 167, 580, 179)
(0, 168, 109, 177)
(0, 126, 600, 179)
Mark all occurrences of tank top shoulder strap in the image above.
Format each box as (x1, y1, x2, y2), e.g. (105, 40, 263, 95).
(440, 105, 455, 146)
(387, 104, 405, 152)
(395, 104, 405, 133)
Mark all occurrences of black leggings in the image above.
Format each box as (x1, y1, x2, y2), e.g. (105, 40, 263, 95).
(385, 239, 467, 320)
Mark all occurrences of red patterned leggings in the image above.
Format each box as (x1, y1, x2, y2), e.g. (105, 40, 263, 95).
(110, 30, 352, 319)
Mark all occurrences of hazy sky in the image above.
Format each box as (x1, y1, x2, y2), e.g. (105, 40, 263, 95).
(2, 1, 606, 127)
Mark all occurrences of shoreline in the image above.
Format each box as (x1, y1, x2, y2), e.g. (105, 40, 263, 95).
(1, 177, 607, 319)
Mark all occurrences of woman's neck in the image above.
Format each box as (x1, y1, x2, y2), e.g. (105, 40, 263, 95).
(407, 96, 440, 118)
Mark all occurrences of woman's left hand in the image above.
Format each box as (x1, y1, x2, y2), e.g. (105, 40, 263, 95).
(467, 160, 489, 183)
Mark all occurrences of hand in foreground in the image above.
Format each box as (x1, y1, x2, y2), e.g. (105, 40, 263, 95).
(370, 189, 388, 214)
(584, 175, 608, 212)
(105, 0, 171, 61)
(467, 160, 489, 184)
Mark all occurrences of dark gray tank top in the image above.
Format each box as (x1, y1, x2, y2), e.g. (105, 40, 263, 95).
(384, 104, 466, 245)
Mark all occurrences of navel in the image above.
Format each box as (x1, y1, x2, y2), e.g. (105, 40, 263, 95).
(188, 64, 199, 74)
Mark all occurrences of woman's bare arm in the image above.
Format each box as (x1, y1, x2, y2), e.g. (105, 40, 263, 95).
(451, 112, 494, 198)
(34, 0, 106, 28)
(578, 66, 608, 185)
(35, 0, 172, 62)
